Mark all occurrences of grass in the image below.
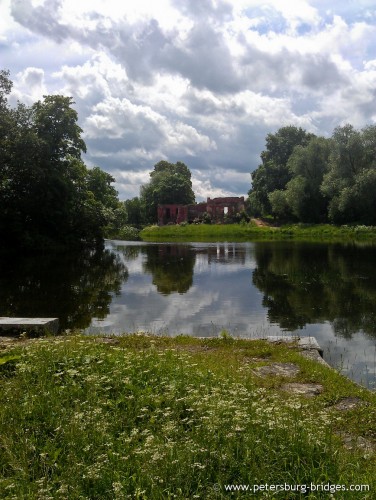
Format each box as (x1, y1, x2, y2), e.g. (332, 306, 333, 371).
(140, 222, 376, 243)
(0, 334, 375, 498)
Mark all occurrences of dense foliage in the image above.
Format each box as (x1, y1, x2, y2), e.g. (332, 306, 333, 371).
(118, 161, 197, 227)
(248, 124, 376, 225)
(140, 160, 195, 223)
(249, 126, 314, 216)
(0, 70, 122, 250)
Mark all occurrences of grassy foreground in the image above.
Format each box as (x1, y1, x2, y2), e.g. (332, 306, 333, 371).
(140, 222, 376, 243)
(0, 334, 375, 499)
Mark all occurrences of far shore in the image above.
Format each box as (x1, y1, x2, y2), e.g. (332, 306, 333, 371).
(140, 220, 376, 243)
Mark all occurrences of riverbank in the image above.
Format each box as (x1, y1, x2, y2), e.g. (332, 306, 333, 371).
(0, 334, 375, 498)
(140, 222, 376, 243)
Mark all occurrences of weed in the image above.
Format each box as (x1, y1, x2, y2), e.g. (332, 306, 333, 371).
(0, 335, 375, 499)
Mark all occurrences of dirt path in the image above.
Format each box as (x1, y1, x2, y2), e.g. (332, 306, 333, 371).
(251, 218, 273, 227)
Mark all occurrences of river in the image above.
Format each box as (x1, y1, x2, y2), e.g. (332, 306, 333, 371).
(1, 240, 376, 389)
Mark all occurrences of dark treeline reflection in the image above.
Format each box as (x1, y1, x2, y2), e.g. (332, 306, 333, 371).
(252, 242, 376, 339)
(0, 246, 128, 330)
(142, 244, 196, 295)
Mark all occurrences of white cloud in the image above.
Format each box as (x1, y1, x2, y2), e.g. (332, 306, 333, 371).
(2, 0, 376, 200)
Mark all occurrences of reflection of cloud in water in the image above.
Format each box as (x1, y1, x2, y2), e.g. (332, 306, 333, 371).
(90, 260, 271, 337)
(90, 318, 116, 329)
(88, 241, 376, 389)
(294, 323, 376, 389)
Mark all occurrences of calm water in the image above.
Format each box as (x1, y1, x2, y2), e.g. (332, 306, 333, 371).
(1, 240, 376, 389)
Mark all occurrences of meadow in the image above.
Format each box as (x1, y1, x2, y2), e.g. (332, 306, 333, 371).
(140, 222, 376, 243)
(0, 334, 375, 499)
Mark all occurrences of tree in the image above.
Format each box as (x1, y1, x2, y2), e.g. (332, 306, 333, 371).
(124, 197, 144, 227)
(268, 189, 291, 220)
(0, 71, 120, 249)
(140, 160, 195, 223)
(284, 136, 331, 222)
(0, 69, 12, 110)
(86, 167, 118, 209)
(249, 126, 315, 215)
(321, 124, 376, 224)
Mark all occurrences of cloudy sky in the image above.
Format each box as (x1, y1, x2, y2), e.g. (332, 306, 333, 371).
(1, 0, 376, 201)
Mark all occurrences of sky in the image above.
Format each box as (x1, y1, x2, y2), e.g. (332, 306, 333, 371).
(1, 0, 376, 201)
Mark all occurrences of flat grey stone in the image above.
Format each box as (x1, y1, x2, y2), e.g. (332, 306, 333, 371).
(332, 397, 366, 411)
(266, 335, 323, 355)
(299, 349, 330, 366)
(253, 362, 300, 378)
(281, 382, 324, 397)
(0, 317, 59, 334)
(337, 432, 375, 454)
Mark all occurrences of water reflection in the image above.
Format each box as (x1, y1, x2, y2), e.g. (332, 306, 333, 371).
(143, 244, 196, 295)
(98, 241, 376, 388)
(0, 246, 128, 330)
(1, 240, 375, 388)
(253, 242, 376, 339)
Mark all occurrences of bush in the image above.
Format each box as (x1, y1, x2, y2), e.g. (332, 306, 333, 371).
(113, 226, 140, 241)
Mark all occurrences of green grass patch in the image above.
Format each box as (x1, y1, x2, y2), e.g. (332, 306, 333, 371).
(0, 334, 375, 498)
(140, 222, 376, 243)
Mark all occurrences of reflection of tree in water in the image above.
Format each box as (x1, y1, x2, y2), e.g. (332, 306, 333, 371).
(252, 242, 376, 339)
(0, 246, 128, 330)
(143, 245, 195, 295)
(114, 245, 141, 261)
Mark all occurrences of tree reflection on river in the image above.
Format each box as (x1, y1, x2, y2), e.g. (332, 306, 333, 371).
(0, 246, 128, 330)
(253, 242, 376, 339)
(1, 240, 375, 388)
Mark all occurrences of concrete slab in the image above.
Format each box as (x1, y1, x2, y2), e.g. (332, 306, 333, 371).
(0, 317, 59, 335)
(266, 335, 323, 355)
(281, 382, 324, 397)
(253, 362, 300, 378)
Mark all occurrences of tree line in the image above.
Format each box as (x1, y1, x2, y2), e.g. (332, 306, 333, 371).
(248, 124, 376, 225)
(3, 65, 376, 251)
(125, 123, 376, 228)
(0, 70, 124, 250)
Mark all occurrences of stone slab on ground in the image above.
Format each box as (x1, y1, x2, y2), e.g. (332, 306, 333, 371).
(265, 335, 332, 368)
(281, 382, 324, 397)
(332, 397, 367, 411)
(337, 432, 375, 455)
(0, 317, 59, 335)
(266, 335, 323, 355)
(253, 362, 300, 378)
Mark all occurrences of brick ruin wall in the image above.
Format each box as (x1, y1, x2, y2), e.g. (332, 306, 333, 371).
(158, 197, 245, 225)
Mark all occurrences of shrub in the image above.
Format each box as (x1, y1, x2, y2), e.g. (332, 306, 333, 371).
(113, 225, 140, 241)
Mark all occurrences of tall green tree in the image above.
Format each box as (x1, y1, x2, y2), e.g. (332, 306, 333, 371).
(249, 126, 315, 215)
(0, 71, 120, 249)
(283, 136, 331, 222)
(321, 124, 376, 224)
(124, 197, 144, 227)
(140, 160, 195, 223)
